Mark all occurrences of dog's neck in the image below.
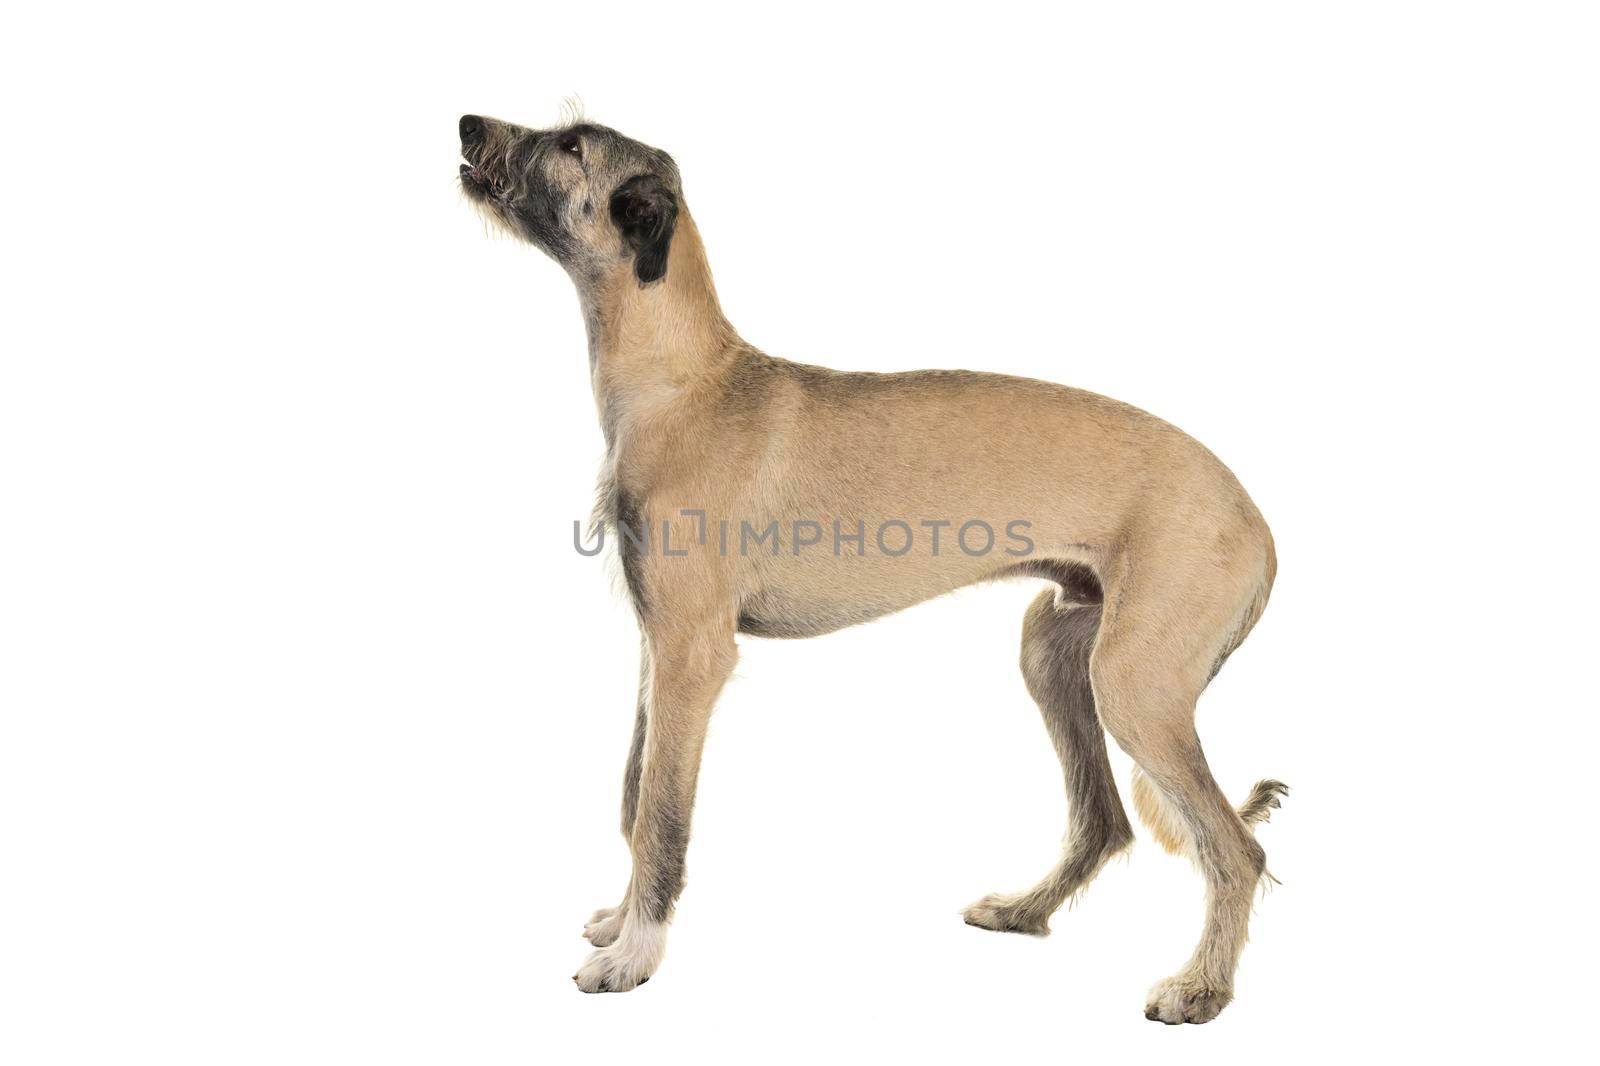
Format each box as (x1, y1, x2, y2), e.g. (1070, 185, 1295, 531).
(576, 208, 741, 451)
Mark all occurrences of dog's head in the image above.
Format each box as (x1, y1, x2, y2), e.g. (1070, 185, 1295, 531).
(459, 115, 681, 285)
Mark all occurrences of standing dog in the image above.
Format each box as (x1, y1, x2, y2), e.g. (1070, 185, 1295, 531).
(459, 113, 1286, 1024)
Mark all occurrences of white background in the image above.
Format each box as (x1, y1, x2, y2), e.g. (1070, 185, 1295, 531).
(4, 2, 1597, 1062)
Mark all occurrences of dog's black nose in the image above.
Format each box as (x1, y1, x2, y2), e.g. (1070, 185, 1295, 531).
(459, 114, 486, 148)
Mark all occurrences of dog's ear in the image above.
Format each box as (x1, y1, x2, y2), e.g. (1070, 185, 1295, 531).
(609, 174, 678, 285)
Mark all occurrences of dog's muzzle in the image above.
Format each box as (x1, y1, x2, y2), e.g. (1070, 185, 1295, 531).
(459, 114, 496, 196)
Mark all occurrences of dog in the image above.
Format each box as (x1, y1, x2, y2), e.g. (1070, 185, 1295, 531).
(459, 113, 1286, 1024)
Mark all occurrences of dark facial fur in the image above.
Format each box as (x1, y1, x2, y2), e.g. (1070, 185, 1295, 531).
(459, 114, 681, 284)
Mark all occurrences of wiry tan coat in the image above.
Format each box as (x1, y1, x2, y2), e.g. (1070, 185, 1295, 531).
(460, 113, 1287, 1024)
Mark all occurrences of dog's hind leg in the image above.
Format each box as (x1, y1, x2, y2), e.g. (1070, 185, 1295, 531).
(1088, 532, 1279, 1024)
(962, 589, 1134, 934)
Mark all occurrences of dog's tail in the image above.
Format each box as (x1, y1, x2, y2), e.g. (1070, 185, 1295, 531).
(1131, 768, 1289, 863)
(1236, 778, 1291, 828)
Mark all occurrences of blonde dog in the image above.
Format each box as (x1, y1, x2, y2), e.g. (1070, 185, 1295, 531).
(460, 113, 1285, 1024)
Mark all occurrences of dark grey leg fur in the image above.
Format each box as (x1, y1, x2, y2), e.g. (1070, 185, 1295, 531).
(621, 699, 646, 836)
(962, 591, 1135, 934)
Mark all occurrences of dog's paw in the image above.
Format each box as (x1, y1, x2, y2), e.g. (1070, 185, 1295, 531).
(583, 906, 625, 947)
(1143, 973, 1232, 1024)
(572, 917, 666, 993)
(960, 892, 1051, 936)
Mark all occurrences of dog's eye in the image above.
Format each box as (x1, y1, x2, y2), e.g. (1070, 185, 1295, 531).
(559, 133, 582, 159)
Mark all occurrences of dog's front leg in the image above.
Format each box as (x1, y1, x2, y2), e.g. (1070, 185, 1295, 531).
(574, 613, 737, 992)
(581, 642, 650, 948)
